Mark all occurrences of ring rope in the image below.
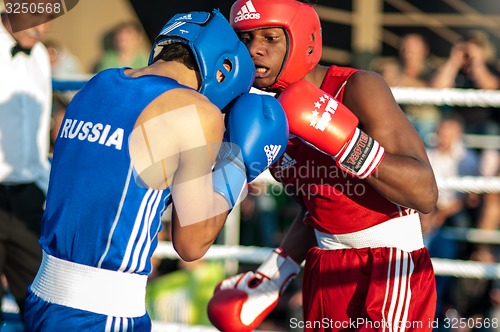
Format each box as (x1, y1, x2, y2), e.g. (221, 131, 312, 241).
(431, 258, 500, 279)
(437, 176, 500, 193)
(441, 227, 500, 245)
(52, 74, 93, 92)
(391, 87, 500, 107)
(256, 171, 500, 194)
(52, 78, 500, 108)
(154, 242, 500, 279)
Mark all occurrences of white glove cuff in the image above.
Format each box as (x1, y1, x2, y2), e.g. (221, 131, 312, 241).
(337, 127, 385, 178)
(256, 248, 300, 293)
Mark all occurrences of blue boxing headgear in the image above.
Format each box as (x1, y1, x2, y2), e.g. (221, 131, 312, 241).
(149, 9, 255, 110)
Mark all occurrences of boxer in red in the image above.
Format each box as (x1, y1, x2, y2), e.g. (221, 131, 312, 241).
(208, 1, 439, 331)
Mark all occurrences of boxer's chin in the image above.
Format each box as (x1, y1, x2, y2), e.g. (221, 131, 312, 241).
(253, 77, 275, 90)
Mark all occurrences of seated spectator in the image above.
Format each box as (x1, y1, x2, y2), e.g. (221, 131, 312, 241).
(423, 113, 481, 236)
(93, 21, 149, 73)
(431, 30, 500, 137)
(399, 33, 437, 87)
(49, 96, 68, 159)
(370, 57, 407, 87)
(464, 162, 500, 329)
(44, 39, 83, 78)
(398, 33, 441, 145)
(452, 184, 498, 331)
(431, 30, 500, 90)
(421, 112, 481, 320)
(371, 33, 440, 145)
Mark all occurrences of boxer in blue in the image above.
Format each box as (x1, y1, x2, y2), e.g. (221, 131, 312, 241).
(23, 9, 288, 331)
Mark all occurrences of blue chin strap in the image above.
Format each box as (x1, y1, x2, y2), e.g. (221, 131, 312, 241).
(149, 9, 255, 110)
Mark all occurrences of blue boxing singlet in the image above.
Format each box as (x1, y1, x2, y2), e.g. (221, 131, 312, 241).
(24, 68, 187, 332)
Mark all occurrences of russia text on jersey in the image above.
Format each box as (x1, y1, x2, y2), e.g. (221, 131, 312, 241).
(59, 118, 124, 150)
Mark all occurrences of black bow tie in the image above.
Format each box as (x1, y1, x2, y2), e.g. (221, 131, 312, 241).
(11, 43, 32, 57)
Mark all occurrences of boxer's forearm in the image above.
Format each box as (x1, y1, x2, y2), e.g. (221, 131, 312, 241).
(280, 206, 317, 265)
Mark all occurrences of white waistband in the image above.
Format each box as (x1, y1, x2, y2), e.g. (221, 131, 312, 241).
(315, 213, 424, 252)
(30, 251, 148, 317)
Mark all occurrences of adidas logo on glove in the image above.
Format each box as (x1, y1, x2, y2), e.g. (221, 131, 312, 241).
(234, 0, 261, 22)
(265, 145, 282, 167)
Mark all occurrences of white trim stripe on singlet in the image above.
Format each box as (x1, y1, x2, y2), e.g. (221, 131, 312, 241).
(98, 165, 134, 268)
(119, 189, 153, 272)
(96, 162, 167, 274)
(127, 190, 163, 273)
(119, 189, 160, 273)
(137, 197, 165, 273)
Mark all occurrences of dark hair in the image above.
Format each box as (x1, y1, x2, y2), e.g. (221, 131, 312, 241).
(114, 21, 143, 34)
(298, 0, 319, 4)
(153, 42, 198, 71)
(440, 112, 465, 129)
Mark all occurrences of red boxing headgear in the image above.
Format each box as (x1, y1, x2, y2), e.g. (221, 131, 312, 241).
(230, 0, 322, 90)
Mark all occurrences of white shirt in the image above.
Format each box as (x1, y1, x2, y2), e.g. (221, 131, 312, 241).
(0, 18, 52, 193)
(426, 142, 479, 208)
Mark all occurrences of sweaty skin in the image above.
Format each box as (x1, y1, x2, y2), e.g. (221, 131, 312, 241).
(129, 102, 208, 190)
(125, 61, 230, 261)
(238, 28, 287, 90)
(241, 25, 437, 261)
(243, 27, 437, 213)
(129, 87, 231, 227)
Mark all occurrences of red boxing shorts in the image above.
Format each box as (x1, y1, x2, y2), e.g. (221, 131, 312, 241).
(302, 246, 436, 332)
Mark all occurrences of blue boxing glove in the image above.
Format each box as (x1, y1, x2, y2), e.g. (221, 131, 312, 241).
(212, 93, 289, 210)
(225, 93, 289, 182)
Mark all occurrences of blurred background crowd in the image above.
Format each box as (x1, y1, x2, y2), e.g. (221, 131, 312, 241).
(2, 0, 500, 331)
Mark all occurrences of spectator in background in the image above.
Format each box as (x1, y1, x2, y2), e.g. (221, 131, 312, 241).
(464, 161, 500, 329)
(44, 39, 83, 78)
(398, 33, 436, 87)
(45, 39, 83, 132)
(0, 8, 54, 327)
(421, 113, 481, 322)
(48, 97, 68, 159)
(372, 32, 440, 146)
(431, 30, 500, 136)
(93, 21, 149, 73)
(370, 33, 434, 87)
(370, 57, 403, 87)
(398, 33, 441, 145)
(431, 30, 500, 91)
(423, 113, 481, 234)
(446, 187, 498, 331)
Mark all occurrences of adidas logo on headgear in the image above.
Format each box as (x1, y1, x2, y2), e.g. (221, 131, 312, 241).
(234, 0, 261, 23)
(176, 14, 192, 21)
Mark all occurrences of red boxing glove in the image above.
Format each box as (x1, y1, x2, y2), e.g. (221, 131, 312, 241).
(207, 248, 300, 332)
(278, 80, 385, 178)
